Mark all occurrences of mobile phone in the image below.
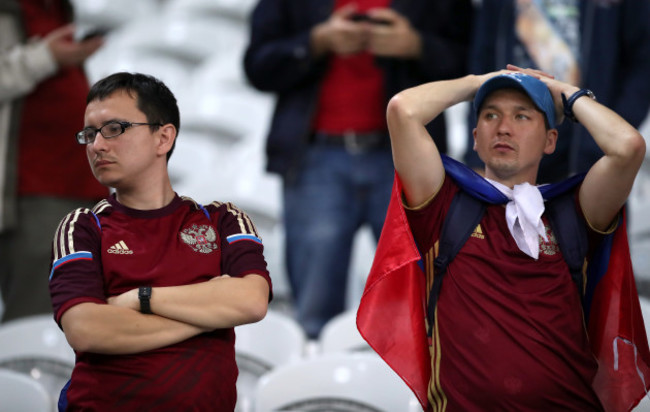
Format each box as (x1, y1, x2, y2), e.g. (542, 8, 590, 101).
(350, 12, 370, 22)
(79, 28, 109, 41)
(349, 12, 391, 25)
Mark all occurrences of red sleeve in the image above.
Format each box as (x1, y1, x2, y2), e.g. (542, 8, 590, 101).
(209, 202, 273, 300)
(49, 208, 106, 325)
(404, 176, 459, 255)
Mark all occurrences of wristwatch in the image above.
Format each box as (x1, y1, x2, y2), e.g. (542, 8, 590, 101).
(138, 286, 153, 314)
(562, 89, 596, 123)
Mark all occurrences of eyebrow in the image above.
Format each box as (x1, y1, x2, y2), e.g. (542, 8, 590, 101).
(83, 119, 124, 129)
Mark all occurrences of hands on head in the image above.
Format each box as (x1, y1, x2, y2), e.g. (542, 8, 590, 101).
(476, 64, 580, 125)
(44, 23, 104, 68)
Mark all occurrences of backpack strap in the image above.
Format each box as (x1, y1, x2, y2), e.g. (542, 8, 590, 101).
(425, 188, 588, 337)
(544, 191, 589, 299)
(427, 190, 486, 337)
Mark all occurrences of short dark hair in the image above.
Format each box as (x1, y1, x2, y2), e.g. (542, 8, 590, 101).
(87, 72, 181, 161)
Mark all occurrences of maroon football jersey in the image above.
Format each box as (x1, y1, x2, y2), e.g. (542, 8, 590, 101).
(49, 194, 271, 410)
(405, 177, 604, 411)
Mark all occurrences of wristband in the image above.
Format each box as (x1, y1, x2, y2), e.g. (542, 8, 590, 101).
(561, 89, 596, 123)
(138, 286, 152, 314)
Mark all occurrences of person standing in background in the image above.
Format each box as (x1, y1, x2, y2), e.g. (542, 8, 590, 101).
(0, 0, 106, 322)
(244, 0, 473, 339)
(463, 0, 650, 184)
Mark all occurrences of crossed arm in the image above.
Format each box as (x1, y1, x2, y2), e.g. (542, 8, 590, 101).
(61, 274, 269, 355)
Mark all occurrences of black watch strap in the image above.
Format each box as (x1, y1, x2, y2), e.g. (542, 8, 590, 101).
(562, 89, 596, 123)
(138, 286, 152, 314)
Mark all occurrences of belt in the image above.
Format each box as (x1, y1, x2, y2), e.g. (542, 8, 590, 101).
(311, 131, 390, 153)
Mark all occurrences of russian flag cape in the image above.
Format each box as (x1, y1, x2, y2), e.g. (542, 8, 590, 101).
(357, 155, 650, 412)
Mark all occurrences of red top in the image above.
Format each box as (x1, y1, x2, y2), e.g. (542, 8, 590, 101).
(312, 0, 390, 134)
(18, 0, 106, 200)
(49, 195, 272, 411)
(405, 177, 604, 411)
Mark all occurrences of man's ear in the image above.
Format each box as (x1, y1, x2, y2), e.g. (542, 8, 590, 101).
(543, 128, 558, 155)
(156, 124, 177, 157)
(472, 127, 478, 151)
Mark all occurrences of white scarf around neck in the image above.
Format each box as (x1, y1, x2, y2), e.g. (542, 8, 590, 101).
(486, 179, 548, 259)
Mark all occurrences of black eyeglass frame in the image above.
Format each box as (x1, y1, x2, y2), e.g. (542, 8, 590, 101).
(75, 121, 163, 144)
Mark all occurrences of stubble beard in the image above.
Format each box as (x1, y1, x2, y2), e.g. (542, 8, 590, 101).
(485, 156, 519, 180)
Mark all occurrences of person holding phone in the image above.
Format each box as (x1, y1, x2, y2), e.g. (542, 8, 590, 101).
(0, 0, 106, 323)
(244, 0, 473, 339)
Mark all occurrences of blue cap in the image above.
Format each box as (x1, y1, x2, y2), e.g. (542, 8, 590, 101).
(473, 73, 556, 127)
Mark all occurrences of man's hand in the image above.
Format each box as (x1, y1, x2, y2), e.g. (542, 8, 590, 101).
(366, 8, 421, 58)
(44, 24, 104, 68)
(311, 4, 369, 57)
(506, 64, 578, 124)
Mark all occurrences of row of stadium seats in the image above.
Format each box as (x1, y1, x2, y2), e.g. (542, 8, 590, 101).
(4, 306, 650, 410)
(0, 310, 416, 412)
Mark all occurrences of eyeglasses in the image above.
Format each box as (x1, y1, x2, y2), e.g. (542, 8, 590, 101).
(76, 121, 162, 144)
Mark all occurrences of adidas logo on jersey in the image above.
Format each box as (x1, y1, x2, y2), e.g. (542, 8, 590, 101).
(108, 240, 134, 254)
(471, 224, 485, 240)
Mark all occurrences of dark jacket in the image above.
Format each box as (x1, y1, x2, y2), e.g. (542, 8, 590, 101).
(465, 0, 650, 180)
(244, 0, 473, 177)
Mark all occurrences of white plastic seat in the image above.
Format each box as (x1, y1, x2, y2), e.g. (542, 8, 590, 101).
(86, 46, 194, 93)
(0, 314, 74, 367)
(0, 315, 75, 411)
(164, 0, 259, 21)
(71, 0, 159, 36)
(234, 310, 306, 412)
(253, 352, 418, 412)
(106, 14, 230, 66)
(180, 80, 275, 145)
(0, 368, 53, 412)
(319, 309, 371, 354)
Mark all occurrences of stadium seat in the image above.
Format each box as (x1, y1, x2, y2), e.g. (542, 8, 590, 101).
(319, 309, 371, 354)
(0, 368, 53, 412)
(254, 352, 418, 412)
(70, 0, 159, 40)
(0, 315, 74, 411)
(234, 310, 307, 412)
(164, 0, 258, 21)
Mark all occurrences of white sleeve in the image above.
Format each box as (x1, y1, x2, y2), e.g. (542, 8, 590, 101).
(0, 14, 58, 102)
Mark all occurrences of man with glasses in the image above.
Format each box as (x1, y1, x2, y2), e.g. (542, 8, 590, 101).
(49, 72, 272, 410)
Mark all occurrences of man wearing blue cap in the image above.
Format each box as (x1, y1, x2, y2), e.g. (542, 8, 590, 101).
(357, 65, 649, 411)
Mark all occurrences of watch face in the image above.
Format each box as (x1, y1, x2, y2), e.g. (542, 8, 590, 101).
(139, 287, 152, 314)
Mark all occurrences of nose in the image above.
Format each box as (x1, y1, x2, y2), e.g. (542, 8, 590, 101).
(496, 116, 512, 135)
(88, 130, 108, 152)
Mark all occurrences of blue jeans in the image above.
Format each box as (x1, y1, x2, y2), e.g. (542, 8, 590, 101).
(283, 144, 394, 338)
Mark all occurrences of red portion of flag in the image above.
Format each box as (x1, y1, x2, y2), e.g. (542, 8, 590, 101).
(589, 213, 650, 412)
(358, 174, 650, 412)
(357, 175, 431, 411)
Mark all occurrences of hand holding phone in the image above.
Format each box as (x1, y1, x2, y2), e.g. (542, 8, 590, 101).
(350, 12, 391, 25)
(79, 28, 109, 42)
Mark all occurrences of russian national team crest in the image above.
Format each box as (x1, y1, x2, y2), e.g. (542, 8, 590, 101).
(180, 224, 218, 254)
(539, 223, 560, 256)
